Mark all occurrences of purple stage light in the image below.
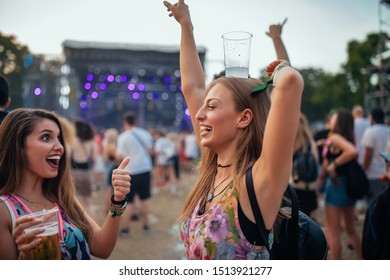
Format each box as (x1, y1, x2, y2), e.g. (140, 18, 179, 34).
(185, 108, 190, 119)
(84, 82, 92, 90)
(163, 75, 171, 84)
(107, 75, 115, 82)
(80, 101, 88, 110)
(120, 75, 128, 82)
(138, 83, 145, 91)
(132, 92, 140, 100)
(128, 83, 136, 91)
(91, 91, 99, 99)
(99, 83, 107, 90)
(86, 74, 94, 81)
(33, 87, 42, 96)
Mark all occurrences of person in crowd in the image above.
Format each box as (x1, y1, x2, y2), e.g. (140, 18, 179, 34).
(0, 74, 11, 124)
(352, 105, 370, 165)
(183, 130, 200, 171)
(318, 109, 362, 259)
(289, 113, 319, 218)
(55, 115, 75, 153)
(102, 128, 120, 212)
(116, 111, 154, 237)
(164, 0, 303, 260)
(92, 132, 106, 190)
(0, 108, 130, 259)
(167, 132, 181, 180)
(266, 18, 290, 62)
(154, 130, 177, 193)
(70, 119, 96, 215)
(361, 107, 390, 205)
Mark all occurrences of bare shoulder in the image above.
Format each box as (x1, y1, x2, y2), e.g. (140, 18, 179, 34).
(0, 198, 12, 234)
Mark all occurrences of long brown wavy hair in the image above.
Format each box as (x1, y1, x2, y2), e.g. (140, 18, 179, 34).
(0, 108, 89, 237)
(179, 77, 271, 222)
(333, 109, 355, 145)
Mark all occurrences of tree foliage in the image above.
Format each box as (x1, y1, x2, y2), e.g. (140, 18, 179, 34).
(0, 32, 31, 108)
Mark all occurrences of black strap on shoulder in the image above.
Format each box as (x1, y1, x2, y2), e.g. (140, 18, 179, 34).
(245, 166, 300, 258)
(245, 167, 272, 252)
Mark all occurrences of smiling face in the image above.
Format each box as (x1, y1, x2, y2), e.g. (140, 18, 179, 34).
(23, 118, 64, 180)
(195, 83, 242, 151)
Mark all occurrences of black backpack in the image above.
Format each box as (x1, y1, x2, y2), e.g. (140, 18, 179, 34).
(246, 167, 328, 259)
(292, 141, 318, 184)
(362, 186, 390, 259)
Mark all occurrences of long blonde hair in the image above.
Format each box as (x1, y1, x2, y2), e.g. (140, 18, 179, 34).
(179, 77, 271, 222)
(103, 128, 119, 162)
(293, 113, 313, 153)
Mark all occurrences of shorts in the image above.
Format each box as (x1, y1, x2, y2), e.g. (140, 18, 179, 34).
(324, 175, 356, 208)
(126, 171, 151, 203)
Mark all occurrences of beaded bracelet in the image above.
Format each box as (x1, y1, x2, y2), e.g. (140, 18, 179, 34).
(110, 195, 127, 217)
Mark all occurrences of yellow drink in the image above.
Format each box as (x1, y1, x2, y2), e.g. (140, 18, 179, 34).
(26, 222, 61, 260)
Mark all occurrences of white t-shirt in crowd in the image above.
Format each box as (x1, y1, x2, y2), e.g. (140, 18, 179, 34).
(117, 127, 153, 175)
(361, 123, 390, 179)
(184, 133, 199, 159)
(154, 136, 175, 166)
(354, 118, 370, 165)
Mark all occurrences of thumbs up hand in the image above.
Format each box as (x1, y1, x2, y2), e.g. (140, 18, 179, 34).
(111, 157, 131, 202)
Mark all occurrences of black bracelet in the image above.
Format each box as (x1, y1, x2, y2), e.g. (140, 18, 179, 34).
(111, 194, 127, 205)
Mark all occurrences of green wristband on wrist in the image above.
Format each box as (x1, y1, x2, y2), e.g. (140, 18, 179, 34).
(110, 194, 127, 217)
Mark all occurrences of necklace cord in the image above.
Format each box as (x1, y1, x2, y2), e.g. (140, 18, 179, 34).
(16, 194, 44, 205)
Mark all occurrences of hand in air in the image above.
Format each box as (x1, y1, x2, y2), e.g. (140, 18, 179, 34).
(163, 0, 191, 25)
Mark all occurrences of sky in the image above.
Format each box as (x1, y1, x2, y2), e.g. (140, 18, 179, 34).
(0, 0, 384, 83)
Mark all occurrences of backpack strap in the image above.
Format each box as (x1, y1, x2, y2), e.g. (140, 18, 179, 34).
(245, 167, 272, 252)
(245, 167, 300, 258)
(306, 140, 311, 153)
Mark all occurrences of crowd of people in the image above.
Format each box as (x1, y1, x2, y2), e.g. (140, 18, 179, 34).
(0, 0, 389, 261)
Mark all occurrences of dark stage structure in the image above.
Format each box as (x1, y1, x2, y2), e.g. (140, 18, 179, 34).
(62, 40, 206, 131)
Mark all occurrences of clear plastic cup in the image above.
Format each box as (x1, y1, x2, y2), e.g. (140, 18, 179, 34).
(24, 208, 61, 260)
(222, 31, 253, 78)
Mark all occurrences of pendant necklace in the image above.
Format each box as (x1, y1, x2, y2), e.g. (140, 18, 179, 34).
(207, 174, 231, 203)
(16, 193, 45, 207)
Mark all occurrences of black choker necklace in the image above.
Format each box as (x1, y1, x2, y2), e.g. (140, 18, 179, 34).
(217, 163, 232, 168)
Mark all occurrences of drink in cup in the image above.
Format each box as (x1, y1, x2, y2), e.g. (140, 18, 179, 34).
(222, 31, 253, 78)
(24, 208, 61, 260)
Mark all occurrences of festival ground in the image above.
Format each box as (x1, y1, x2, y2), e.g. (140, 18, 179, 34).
(89, 168, 363, 260)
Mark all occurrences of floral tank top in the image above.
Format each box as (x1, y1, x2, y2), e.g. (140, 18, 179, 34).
(180, 182, 270, 260)
(0, 194, 91, 260)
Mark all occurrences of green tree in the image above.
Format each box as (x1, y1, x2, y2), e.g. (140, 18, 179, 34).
(0, 32, 30, 108)
(343, 32, 389, 108)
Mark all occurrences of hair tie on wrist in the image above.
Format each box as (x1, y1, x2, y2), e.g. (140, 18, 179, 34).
(111, 194, 126, 205)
